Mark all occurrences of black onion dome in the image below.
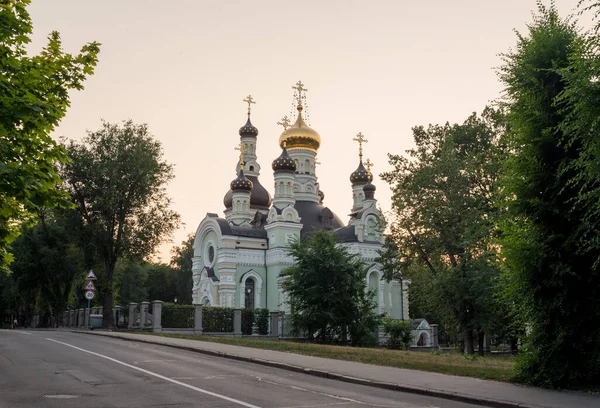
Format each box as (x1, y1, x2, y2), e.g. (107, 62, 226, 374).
(272, 146, 296, 172)
(223, 175, 272, 210)
(239, 118, 258, 137)
(230, 170, 253, 192)
(363, 181, 376, 200)
(224, 189, 233, 208)
(246, 175, 272, 209)
(350, 161, 373, 184)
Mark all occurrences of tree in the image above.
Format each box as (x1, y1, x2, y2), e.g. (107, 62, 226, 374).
(498, 3, 600, 387)
(61, 120, 180, 328)
(170, 234, 194, 304)
(9, 209, 84, 326)
(115, 258, 148, 307)
(145, 263, 176, 302)
(0, 0, 99, 270)
(281, 230, 379, 346)
(381, 107, 507, 355)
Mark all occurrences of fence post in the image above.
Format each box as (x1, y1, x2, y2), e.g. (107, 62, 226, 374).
(233, 308, 242, 336)
(78, 309, 85, 327)
(194, 305, 203, 334)
(128, 303, 137, 329)
(84, 308, 90, 328)
(114, 306, 121, 328)
(151, 301, 162, 332)
(69, 310, 74, 327)
(140, 301, 149, 329)
(270, 311, 279, 336)
(431, 324, 439, 349)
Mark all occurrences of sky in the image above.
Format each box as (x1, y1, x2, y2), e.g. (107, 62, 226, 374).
(26, 0, 593, 262)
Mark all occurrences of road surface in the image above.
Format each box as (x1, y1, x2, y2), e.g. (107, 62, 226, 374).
(0, 329, 479, 407)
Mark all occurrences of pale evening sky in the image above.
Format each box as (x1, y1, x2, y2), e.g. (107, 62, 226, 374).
(27, 0, 591, 262)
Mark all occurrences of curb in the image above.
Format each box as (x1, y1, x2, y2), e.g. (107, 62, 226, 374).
(72, 331, 540, 408)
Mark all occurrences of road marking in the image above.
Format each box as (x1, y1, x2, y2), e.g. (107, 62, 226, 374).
(46, 338, 261, 408)
(0, 330, 32, 335)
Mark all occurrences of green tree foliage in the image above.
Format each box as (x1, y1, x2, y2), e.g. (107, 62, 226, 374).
(282, 230, 379, 346)
(0, 1, 99, 270)
(382, 318, 413, 350)
(381, 108, 507, 354)
(146, 263, 176, 302)
(170, 234, 194, 304)
(499, 3, 600, 387)
(9, 210, 84, 326)
(115, 259, 148, 307)
(61, 120, 180, 328)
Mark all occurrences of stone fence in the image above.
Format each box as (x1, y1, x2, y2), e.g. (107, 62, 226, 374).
(56, 301, 284, 338)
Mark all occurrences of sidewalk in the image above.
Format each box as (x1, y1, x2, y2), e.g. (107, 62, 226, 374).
(75, 331, 598, 408)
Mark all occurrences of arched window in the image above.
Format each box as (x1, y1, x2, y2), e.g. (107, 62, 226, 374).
(305, 159, 311, 174)
(249, 165, 255, 171)
(245, 279, 255, 309)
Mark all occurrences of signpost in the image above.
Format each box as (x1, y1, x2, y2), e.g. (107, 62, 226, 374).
(85, 270, 97, 318)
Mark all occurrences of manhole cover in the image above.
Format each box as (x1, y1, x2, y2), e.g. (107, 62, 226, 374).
(43, 394, 80, 399)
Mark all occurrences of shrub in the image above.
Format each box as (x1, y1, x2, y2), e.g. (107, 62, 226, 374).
(255, 308, 270, 335)
(203, 306, 234, 332)
(161, 304, 194, 328)
(241, 308, 254, 335)
(383, 318, 412, 350)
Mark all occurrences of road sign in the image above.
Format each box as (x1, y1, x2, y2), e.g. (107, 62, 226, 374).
(84, 281, 96, 291)
(86, 270, 97, 280)
(85, 291, 95, 300)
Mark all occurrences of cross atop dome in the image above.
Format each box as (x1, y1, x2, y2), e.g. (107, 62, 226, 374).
(243, 95, 256, 117)
(277, 116, 291, 130)
(353, 132, 368, 161)
(292, 80, 308, 104)
(365, 158, 373, 176)
(235, 142, 247, 169)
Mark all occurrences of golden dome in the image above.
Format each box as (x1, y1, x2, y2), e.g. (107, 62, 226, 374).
(278, 105, 321, 152)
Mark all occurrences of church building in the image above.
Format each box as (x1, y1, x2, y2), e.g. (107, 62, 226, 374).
(191, 81, 409, 320)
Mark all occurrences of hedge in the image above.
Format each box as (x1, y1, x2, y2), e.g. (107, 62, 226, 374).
(162, 304, 194, 329)
(255, 308, 270, 335)
(203, 306, 234, 332)
(241, 308, 255, 335)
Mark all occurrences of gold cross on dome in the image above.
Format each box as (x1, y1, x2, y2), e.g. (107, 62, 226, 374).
(292, 80, 308, 105)
(243, 95, 256, 117)
(353, 132, 368, 160)
(235, 143, 247, 169)
(277, 116, 291, 130)
(365, 158, 373, 176)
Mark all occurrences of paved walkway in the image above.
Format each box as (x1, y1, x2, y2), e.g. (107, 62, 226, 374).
(75, 331, 598, 408)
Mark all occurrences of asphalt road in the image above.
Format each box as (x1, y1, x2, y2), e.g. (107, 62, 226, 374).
(0, 330, 479, 408)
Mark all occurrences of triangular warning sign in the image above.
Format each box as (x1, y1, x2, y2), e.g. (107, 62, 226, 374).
(85, 281, 96, 291)
(86, 270, 97, 280)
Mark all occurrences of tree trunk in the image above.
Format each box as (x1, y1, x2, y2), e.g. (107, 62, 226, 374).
(478, 331, 485, 356)
(103, 290, 114, 329)
(464, 329, 475, 355)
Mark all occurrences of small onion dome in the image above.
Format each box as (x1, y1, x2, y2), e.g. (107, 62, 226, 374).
(363, 181, 376, 200)
(350, 161, 373, 184)
(239, 118, 258, 137)
(230, 169, 253, 192)
(278, 105, 321, 152)
(272, 146, 296, 172)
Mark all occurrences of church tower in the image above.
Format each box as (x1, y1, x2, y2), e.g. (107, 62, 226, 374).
(349, 132, 373, 211)
(278, 81, 321, 203)
(223, 96, 272, 218)
(228, 145, 254, 225)
(271, 143, 297, 209)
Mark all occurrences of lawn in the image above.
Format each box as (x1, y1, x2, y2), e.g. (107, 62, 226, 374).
(134, 332, 515, 382)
